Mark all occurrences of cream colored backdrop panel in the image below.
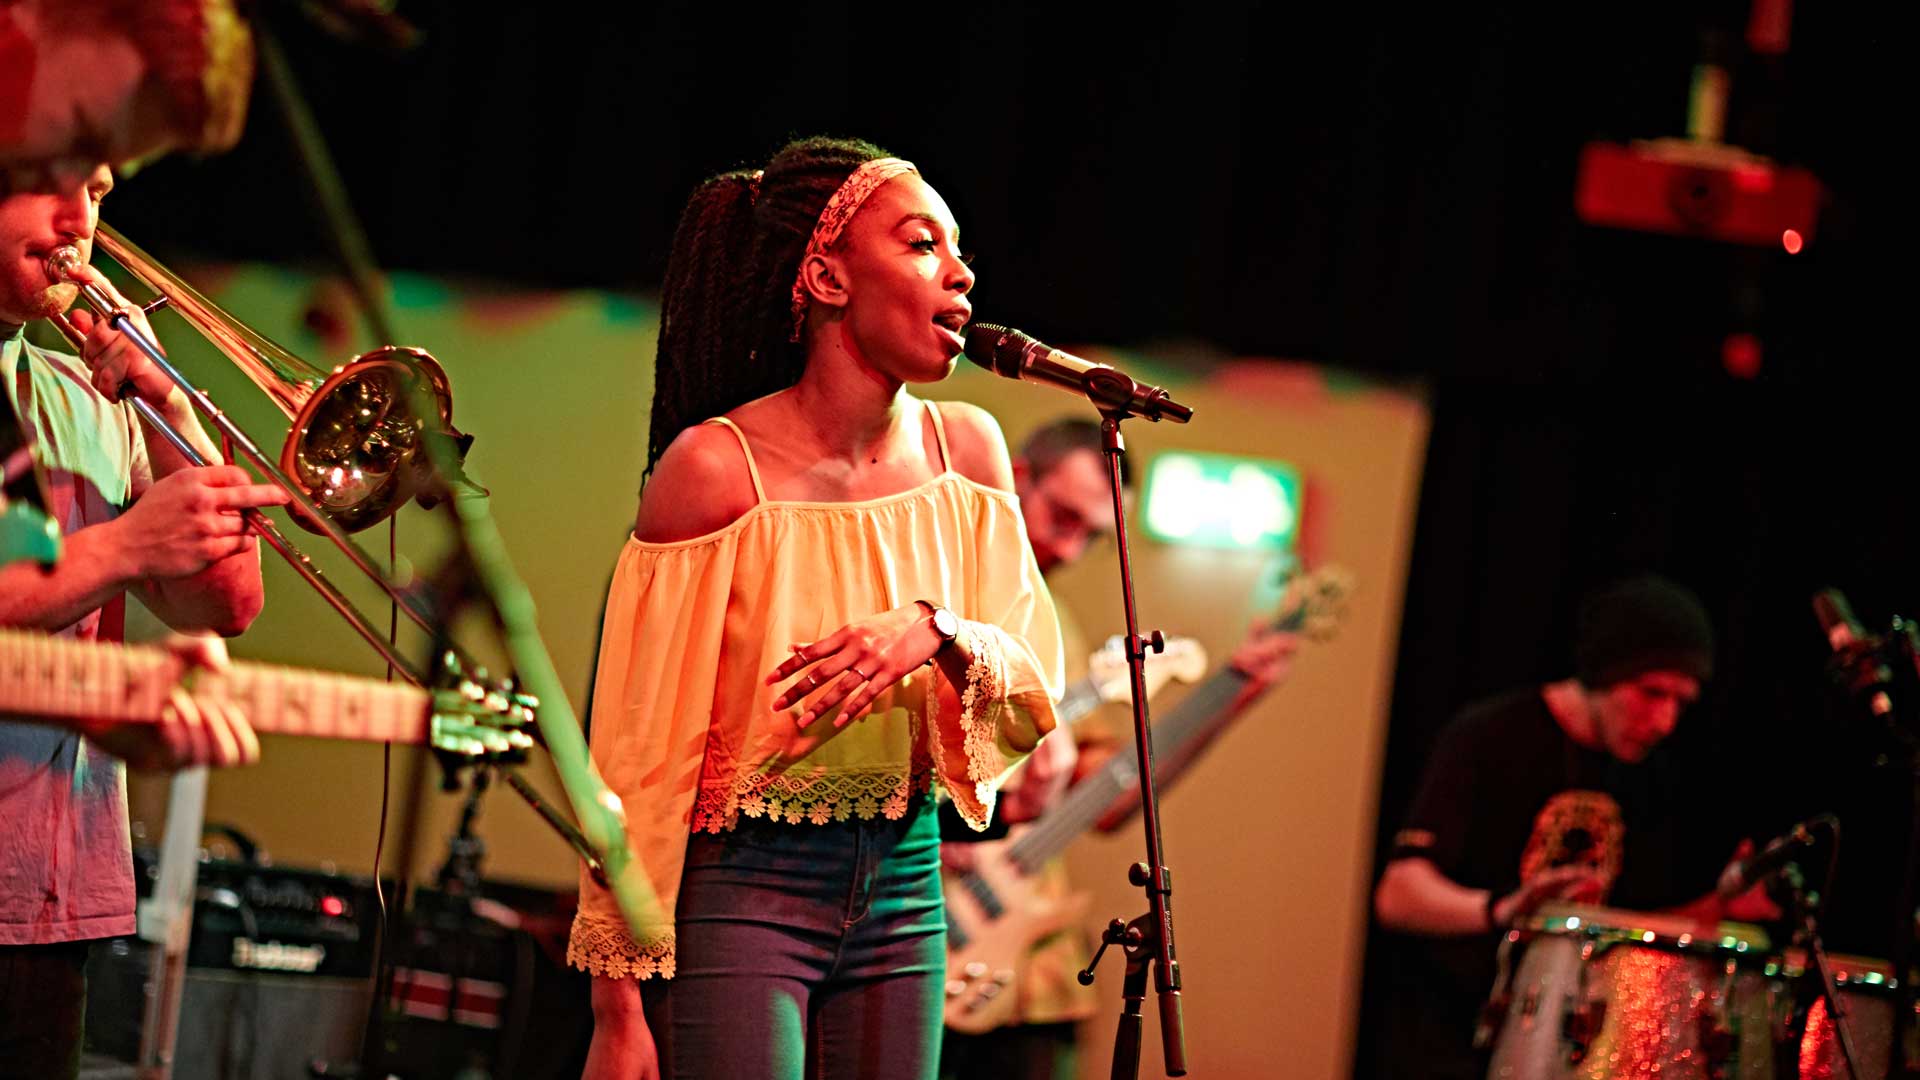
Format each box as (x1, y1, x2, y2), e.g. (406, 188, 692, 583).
(930, 362, 1427, 1079)
(110, 271, 1425, 1078)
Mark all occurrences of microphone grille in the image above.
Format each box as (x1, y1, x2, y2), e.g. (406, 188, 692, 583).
(1812, 588, 1855, 639)
(962, 322, 1013, 373)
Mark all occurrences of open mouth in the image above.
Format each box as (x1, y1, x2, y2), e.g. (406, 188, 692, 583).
(932, 311, 968, 352)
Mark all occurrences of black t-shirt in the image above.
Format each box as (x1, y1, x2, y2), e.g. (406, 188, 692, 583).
(1379, 687, 1718, 1078)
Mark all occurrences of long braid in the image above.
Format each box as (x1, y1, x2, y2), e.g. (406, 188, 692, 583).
(645, 136, 893, 478)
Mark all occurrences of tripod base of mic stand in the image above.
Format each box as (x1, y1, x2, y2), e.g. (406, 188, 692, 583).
(1782, 875, 1870, 1080)
(1078, 908, 1187, 1079)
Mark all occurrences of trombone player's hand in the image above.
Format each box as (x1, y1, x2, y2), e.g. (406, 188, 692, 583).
(62, 263, 188, 423)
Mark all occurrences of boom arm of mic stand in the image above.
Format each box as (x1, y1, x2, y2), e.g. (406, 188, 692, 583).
(408, 384, 668, 948)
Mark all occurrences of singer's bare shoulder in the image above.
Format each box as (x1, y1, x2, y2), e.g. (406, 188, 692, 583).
(932, 400, 1016, 492)
(632, 423, 760, 543)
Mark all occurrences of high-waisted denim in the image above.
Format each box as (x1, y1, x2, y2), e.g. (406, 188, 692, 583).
(645, 795, 947, 1080)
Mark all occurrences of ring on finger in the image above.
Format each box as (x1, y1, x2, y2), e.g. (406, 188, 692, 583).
(850, 667, 871, 681)
(805, 672, 820, 690)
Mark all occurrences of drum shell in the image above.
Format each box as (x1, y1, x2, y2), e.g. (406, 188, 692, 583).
(1486, 904, 1779, 1080)
(1787, 952, 1919, 1080)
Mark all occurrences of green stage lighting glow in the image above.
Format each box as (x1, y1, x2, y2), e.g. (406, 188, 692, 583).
(1142, 451, 1300, 550)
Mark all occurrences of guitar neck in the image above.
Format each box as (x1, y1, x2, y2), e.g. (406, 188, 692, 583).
(1007, 666, 1250, 870)
(0, 627, 432, 745)
(1054, 674, 1106, 728)
(986, 578, 1344, 874)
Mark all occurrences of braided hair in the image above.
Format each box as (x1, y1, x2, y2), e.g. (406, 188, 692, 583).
(645, 136, 893, 477)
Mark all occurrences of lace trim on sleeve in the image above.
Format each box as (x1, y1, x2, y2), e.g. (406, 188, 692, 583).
(932, 619, 1010, 831)
(568, 911, 676, 980)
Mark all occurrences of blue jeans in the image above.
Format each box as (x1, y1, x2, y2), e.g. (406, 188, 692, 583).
(646, 796, 947, 1080)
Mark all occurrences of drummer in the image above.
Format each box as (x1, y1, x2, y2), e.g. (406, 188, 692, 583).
(1371, 574, 1778, 1079)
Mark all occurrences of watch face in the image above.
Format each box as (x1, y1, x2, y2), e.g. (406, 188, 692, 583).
(932, 606, 959, 641)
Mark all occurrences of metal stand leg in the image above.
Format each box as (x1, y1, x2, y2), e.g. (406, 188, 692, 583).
(134, 767, 209, 1080)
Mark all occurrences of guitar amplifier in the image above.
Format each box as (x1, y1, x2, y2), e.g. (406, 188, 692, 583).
(145, 852, 386, 978)
(85, 857, 591, 1078)
(362, 881, 593, 1080)
(84, 854, 387, 1076)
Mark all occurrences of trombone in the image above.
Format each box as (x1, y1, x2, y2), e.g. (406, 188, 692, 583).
(44, 228, 667, 961)
(46, 224, 473, 688)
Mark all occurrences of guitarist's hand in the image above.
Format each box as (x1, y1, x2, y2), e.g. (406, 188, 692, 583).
(998, 726, 1077, 824)
(82, 634, 261, 771)
(1229, 627, 1300, 690)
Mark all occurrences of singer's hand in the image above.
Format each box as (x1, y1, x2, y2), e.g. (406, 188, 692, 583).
(767, 604, 944, 728)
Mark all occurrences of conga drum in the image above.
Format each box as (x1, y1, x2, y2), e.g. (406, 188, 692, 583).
(1776, 950, 1919, 1080)
(1484, 903, 1780, 1080)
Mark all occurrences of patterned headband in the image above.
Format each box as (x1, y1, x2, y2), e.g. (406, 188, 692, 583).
(787, 157, 920, 342)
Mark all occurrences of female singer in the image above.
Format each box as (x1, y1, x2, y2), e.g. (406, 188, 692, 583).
(569, 136, 1064, 1079)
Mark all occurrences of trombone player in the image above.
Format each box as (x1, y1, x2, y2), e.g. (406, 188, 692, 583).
(0, 158, 287, 1079)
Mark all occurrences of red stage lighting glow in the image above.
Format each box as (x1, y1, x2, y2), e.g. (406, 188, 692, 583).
(1723, 333, 1762, 380)
(320, 896, 346, 917)
(1781, 228, 1804, 254)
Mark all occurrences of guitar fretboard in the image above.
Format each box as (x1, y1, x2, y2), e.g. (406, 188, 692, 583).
(0, 627, 431, 744)
(1055, 676, 1104, 728)
(998, 596, 1338, 872)
(1002, 666, 1251, 873)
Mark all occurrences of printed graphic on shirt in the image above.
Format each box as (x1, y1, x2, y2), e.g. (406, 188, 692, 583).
(1518, 789, 1624, 899)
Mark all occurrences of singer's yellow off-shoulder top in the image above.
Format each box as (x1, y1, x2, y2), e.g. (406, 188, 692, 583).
(567, 401, 1064, 980)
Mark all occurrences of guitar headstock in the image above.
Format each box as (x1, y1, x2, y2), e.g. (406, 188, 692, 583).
(429, 660, 539, 770)
(1086, 633, 1210, 707)
(1271, 564, 1356, 642)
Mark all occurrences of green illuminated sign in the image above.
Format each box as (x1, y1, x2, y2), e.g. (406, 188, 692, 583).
(1141, 451, 1301, 550)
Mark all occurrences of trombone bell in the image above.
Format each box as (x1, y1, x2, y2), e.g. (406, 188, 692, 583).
(53, 225, 473, 535)
(287, 346, 468, 532)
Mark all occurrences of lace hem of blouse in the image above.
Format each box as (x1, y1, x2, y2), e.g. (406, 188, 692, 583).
(690, 763, 932, 832)
(567, 914, 675, 980)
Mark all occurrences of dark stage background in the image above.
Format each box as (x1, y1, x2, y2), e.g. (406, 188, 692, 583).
(101, 4, 1901, 1074)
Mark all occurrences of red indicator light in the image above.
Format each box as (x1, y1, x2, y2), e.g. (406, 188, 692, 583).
(320, 896, 345, 917)
(1782, 229, 1803, 254)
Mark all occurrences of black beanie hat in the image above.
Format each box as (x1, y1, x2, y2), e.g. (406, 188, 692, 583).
(1573, 574, 1715, 688)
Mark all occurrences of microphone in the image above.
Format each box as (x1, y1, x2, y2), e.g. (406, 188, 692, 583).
(290, 0, 424, 52)
(1812, 588, 1894, 716)
(962, 324, 1193, 424)
(1716, 814, 1835, 898)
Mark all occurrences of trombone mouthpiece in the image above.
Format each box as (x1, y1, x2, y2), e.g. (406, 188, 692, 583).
(46, 245, 85, 285)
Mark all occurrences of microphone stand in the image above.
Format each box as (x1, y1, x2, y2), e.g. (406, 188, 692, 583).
(1781, 864, 1868, 1080)
(1074, 411, 1188, 1078)
(1886, 619, 1920, 1076)
(1826, 609, 1920, 1075)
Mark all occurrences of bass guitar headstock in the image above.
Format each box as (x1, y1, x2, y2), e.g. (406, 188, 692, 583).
(1272, 564, 1356, 642)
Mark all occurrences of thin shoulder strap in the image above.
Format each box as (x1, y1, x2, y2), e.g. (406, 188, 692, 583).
(923, 399, 952, 473)
(702, 417, 767, 504)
